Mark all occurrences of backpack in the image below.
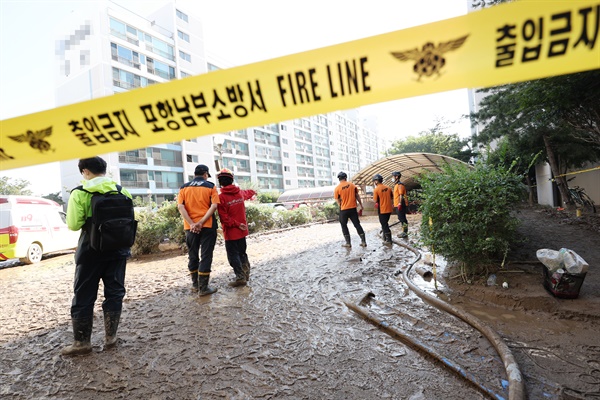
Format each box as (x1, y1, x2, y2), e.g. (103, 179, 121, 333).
(74, 185, 138, 251)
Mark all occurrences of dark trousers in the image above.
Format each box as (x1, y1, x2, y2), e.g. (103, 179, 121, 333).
(186, 227, 217, 274)
(71, 257, 127, 319)
(397, 205, 408, 225)
(225, 237, 247, 276)
(379, 213, 391, 235)
(339, 208, 365, 237)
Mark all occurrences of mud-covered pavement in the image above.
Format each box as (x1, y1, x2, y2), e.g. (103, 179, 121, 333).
(1, 213, 599, 399)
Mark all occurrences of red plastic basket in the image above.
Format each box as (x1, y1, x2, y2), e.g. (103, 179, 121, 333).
(542, 267, 586, 299)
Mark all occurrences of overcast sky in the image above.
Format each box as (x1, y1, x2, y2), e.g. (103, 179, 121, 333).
(0, 0, 471, 195)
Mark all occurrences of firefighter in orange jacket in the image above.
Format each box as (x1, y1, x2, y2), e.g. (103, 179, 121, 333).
(334, 171, 366, 248)
(373, 174, 393, 244)
(392, 171, 409, 238)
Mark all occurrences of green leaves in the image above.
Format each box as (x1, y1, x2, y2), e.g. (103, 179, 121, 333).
(0, 176, 32, 195)
(387, 119, 473, 163)
(419, 164, 523, 275)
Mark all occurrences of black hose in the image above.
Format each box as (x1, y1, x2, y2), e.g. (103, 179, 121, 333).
(393, 239, 526, 400)
(344, 301, 507, 400)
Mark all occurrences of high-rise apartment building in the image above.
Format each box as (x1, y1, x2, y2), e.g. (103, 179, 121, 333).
(57, 1, 383, 202)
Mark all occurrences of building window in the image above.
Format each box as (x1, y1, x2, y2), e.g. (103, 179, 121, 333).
(144, 35, 175, 61)
(285, 180, 291, 185)
(186, 154, 198, 163)
(112, 67, 156, 89)
(280, 124, 287, 131)
(284, 166, 290, 172)
(155, 171, 184, 189)
(110, 43, 141, 69)
(207, 63, 220, 71)
(147, 58, 175, 80)
(179, 50, 191, 62)
(181, 71, 191, 78)
(282, 138, 288, 144)
(177, 30, 190, 42)
(283, 152, 289, 158)
(176, 9, 188, 22)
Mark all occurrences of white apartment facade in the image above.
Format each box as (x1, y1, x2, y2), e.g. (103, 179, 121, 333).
(57, 1, 383, 202)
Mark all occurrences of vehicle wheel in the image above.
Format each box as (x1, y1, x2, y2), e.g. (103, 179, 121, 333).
(20, 243, 43, 264)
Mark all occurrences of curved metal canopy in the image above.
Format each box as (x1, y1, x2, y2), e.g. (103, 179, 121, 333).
(351, 153, 468, 191)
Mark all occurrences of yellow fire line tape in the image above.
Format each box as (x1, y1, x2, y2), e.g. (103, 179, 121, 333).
(549, 165, 600, 181)
(1, 1, 599, 171)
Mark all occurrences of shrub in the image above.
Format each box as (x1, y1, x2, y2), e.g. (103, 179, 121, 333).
(256, 191, 281, 203)
(132, 209, 164, 256)
(245, 203, 278, 233)
(155, 201, 186, 247)
(132, 200, 335, 255)
(131, 201, 185, 256)
(321, 201, 340, 220)
(418, 163, 525, 278)
(282, 208, 312, 226)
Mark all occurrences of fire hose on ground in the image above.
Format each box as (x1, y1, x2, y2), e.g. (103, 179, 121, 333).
(346, 233, 526, 400)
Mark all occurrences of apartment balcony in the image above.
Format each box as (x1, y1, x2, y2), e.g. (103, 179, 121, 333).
(233, 167, 251, 173)
(153, 159, 183, 167)
(145, 44, 175, 61)
(155, 181, 183, 189)
(113, 79, 137, 90)
(111, 55, 141, 69)
(118, 155, 148, 165)
(257, 169, 282, 175)
(121, 180, 149, 189)
(110, 29, 126, 40)
(147, 67, 175, 80)
(125, 35, 139, 46)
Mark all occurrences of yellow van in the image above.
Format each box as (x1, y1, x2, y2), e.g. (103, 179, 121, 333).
(0, 196, 80, 264)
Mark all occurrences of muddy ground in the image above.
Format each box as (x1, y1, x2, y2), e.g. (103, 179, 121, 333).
(1, 206, 599, 400)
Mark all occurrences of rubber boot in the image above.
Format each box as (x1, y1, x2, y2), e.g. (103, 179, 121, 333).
(359, 233, 367, 247)
(228, 272, 247, 287)
(228, 262, 247, 287)
(384, 232, 393, 245)
(397, 223, 409, 238)
(61, 317, 93, 356)
(198, 274, 218, 296)
(104, 311, 121, 348)
(190, 270, 199, 292)
(342, 235, 352, 248)
(241, 254, 251, 282)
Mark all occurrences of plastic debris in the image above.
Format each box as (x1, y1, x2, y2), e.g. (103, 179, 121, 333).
(536, 248, 589, 274)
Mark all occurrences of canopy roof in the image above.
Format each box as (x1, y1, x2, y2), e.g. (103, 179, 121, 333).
(351, 153, 468, 191)
(277, 185, 336, 202)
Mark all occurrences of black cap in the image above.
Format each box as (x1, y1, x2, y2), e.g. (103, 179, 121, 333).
(194, 164, 211, 177)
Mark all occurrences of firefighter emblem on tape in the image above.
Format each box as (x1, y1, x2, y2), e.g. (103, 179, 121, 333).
(391, 35, 469, 80)
(9, 126, 54, 153)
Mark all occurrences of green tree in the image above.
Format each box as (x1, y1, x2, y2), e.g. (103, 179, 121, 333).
(0, 176, 33, 195)
(42, 192, 65, 205)
(388, 119, 474, 162)
(471, 71, 600, 209)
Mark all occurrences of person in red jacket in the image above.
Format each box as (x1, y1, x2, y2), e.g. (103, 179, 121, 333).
(216, 168, 256, 287)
